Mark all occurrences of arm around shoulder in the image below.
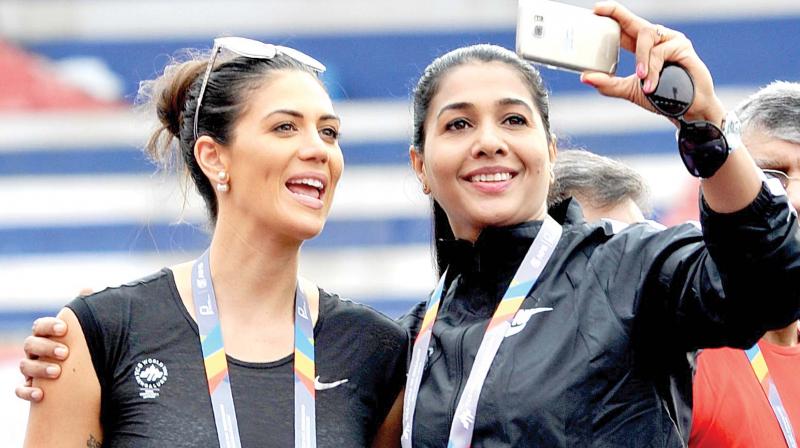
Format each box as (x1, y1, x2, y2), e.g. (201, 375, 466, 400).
(372, 389, 403, 448)
(24, 307, 102, 447)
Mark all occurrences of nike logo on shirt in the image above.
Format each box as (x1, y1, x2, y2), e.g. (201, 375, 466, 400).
(314, 376, 349, 391)
(505, 307, 553, 337)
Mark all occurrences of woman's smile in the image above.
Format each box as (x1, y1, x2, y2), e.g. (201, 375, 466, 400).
(462, 165, 519, 194)
(285, 172, 328, 210)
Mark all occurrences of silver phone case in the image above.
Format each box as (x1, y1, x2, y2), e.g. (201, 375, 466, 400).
(516, 0, 620, 75)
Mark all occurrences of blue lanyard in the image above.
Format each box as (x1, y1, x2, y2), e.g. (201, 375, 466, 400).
(402, 216, 562, 448)
(192, 249, 317, 447)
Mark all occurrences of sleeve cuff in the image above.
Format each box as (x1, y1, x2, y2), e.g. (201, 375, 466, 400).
(700, 181, 790, 226)
(65, 296, 107, 391)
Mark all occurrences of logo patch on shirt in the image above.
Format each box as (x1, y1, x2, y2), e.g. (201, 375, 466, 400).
(505, 307, 553, 337)
(134, 358, 168, 399)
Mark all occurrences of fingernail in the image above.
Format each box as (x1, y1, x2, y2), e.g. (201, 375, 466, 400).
(54, 347, 68, 358)
(54, 323, 66, 334)
(32, 319, 38, 331)
(643, 80, 653, 93)
(46, 365, 59, 377)
(636, 63, 646, 78)
(580, 75, 596, 87)
(31, 390, 42, 400)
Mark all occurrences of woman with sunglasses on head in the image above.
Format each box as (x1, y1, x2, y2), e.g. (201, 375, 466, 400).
(22, 37, 406, 448)
(397, 2, 800, 446)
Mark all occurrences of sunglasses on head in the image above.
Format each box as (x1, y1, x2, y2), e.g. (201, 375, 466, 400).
(193, 36, 326, 139)
(643, 63, 730, 178)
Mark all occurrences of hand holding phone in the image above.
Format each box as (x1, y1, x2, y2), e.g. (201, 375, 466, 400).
(516, 0, 620, 75)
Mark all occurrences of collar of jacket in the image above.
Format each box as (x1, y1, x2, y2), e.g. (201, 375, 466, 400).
(438, 197, 583, 273)
(434, 198, 585, 317)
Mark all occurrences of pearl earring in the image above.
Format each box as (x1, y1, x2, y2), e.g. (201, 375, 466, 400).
(216, 170, 230, 193)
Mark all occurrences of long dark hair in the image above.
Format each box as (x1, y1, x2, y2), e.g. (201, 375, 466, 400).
(411, 44, 553, 275)
(138, 49, 322, 224)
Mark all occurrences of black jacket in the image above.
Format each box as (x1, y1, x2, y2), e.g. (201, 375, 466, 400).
(400, 185, 800, 447)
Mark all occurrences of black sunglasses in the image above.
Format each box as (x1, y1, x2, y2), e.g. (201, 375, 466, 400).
(644, 63, 729, 178)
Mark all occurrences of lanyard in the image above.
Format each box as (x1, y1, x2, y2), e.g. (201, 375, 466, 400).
(401, 216, 562, 448)
(745, 342, 798, 448)
(192, 249, 317, 448)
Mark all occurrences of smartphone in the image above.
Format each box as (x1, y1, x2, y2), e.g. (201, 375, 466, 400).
(516, 0, 621, 75)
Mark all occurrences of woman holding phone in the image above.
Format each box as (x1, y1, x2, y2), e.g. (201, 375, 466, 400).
(395, 1, 799, 446)
(19, 2, 800, 446)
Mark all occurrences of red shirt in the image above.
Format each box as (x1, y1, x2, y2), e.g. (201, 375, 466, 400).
(690, 332, 800, 448)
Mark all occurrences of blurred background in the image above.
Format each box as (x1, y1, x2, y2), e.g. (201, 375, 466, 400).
(1, 0, 798, 443)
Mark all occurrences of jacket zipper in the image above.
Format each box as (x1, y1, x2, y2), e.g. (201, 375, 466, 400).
(448, 328, 467, 425)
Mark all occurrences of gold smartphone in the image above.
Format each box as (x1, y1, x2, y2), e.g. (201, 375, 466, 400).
(516, 0, 621, 75)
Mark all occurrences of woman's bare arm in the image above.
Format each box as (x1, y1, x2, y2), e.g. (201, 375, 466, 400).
(23, 307, 102, 447)
(584, 1, 762, 213)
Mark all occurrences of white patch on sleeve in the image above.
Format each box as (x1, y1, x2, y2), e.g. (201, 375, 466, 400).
(765, 177, 788, 198)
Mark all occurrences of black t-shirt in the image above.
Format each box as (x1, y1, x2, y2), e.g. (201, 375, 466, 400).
(67, 269, 408, 447)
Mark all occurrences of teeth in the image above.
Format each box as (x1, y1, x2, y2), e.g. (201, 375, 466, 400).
(288, 178, 324, 190)
(470, 172, 512, 183)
